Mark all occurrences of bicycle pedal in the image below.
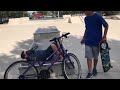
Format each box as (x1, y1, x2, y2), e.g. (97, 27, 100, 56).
(49, 73, 57, 79)
(110, 65, 113, 68)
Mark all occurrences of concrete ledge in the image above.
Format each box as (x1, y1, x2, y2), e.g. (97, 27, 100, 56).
(105, 15, 120, 20)
(63, 16, 85, 24)
(8, 17, 29, 25)
(34, 26, 60, 42)
(63, 15, 72, 23)
(18, 26, 75, 79)
(70, 16, 84, 24)
(63, 15, 71, 19)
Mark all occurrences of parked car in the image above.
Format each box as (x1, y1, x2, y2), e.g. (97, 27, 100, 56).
(0, 18, 4, 24)
(0, 18, 9, 24)
(33, 14, 44, 19)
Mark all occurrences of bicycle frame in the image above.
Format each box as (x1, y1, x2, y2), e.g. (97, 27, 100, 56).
(20, 36, 75, 79)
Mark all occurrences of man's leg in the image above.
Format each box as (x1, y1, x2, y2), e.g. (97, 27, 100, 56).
(93, 46, 99, 76)
(92, 59, 98, 76)
(93, 59, 98, 70)
(85, 45, 93, 78)
(51, 44, 63, 60)
(87, 59, 93, 74)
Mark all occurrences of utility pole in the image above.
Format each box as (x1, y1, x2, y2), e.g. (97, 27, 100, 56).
(58, 11, 59, 18)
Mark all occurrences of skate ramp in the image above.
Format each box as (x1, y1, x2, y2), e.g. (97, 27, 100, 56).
(63, 15, 85, 24)
(105, 15, 120, 20)
(8, 17, 29, 25)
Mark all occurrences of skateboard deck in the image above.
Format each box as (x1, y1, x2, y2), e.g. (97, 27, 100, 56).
(100, 42, 112, 72)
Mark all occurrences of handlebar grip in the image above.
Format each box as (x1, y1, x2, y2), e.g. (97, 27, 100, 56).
(49, 39, 53, 42)
(62, 32, 70, 38)
(49, 33, 70, 42)
(65, 32, 70, 36)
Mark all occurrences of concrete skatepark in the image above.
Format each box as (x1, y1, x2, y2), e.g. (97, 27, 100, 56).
(0, 15, 120, 79)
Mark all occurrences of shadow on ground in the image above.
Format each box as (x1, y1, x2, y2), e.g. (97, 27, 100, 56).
(0, 39, 33, 79)
(0, 35, 120, 79)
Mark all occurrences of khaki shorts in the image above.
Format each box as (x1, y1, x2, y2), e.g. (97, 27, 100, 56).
(85, 45, 99, 60)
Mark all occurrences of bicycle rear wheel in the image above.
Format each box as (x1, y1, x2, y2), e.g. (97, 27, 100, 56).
(4, 61, 38, 79)
(62, 53, 82, 79)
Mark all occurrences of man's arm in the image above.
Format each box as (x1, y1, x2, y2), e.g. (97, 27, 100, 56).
(83, 29, 86, 39)
(101, 26, 108, 42)
(81, 17, 87, 44)
(81, 29, 86, 44)
(98, 13, 109, 42)
(103, 26, 108, 38)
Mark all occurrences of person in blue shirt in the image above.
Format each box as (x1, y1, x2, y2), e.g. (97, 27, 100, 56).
(81, 11, 109, 79)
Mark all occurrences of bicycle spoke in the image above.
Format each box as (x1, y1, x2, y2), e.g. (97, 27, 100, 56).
(4, 61, 38, 79)
(13, 66, 20, 74)
(9, 65, 20, 78)
(63, 53, 81, 79)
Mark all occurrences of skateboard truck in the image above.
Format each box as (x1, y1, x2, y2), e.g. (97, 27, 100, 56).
(110, 64, 113, 68)
(108, 47, 111, 50)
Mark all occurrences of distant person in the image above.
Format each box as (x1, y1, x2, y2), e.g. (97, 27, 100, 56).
(81, 11, 109, 79)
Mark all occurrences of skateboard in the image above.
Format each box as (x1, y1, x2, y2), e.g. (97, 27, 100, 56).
(100, 42, 113, 72)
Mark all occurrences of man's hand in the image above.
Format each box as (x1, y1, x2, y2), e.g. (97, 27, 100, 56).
(81, 38, 85, 44)
(101, 36, 107, 43)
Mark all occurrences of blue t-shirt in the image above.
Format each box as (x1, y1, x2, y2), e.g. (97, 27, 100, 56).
(29, 50, 47, 61)
(84, 13, 108, 47)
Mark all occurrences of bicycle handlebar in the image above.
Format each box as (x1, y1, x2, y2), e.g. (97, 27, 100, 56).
(61, 32, 70, 38)
(49, 32, 70, 42)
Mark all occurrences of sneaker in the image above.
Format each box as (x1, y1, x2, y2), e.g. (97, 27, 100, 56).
(86, 73, 93, 79)
(49, 69, 57, 79)
(93, 68, 97, 76)
(49, 73, 57, 79)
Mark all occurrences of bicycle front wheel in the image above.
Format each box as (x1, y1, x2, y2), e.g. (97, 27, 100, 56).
(62, 53, 82, 79)
(4, 61, 38, 79)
